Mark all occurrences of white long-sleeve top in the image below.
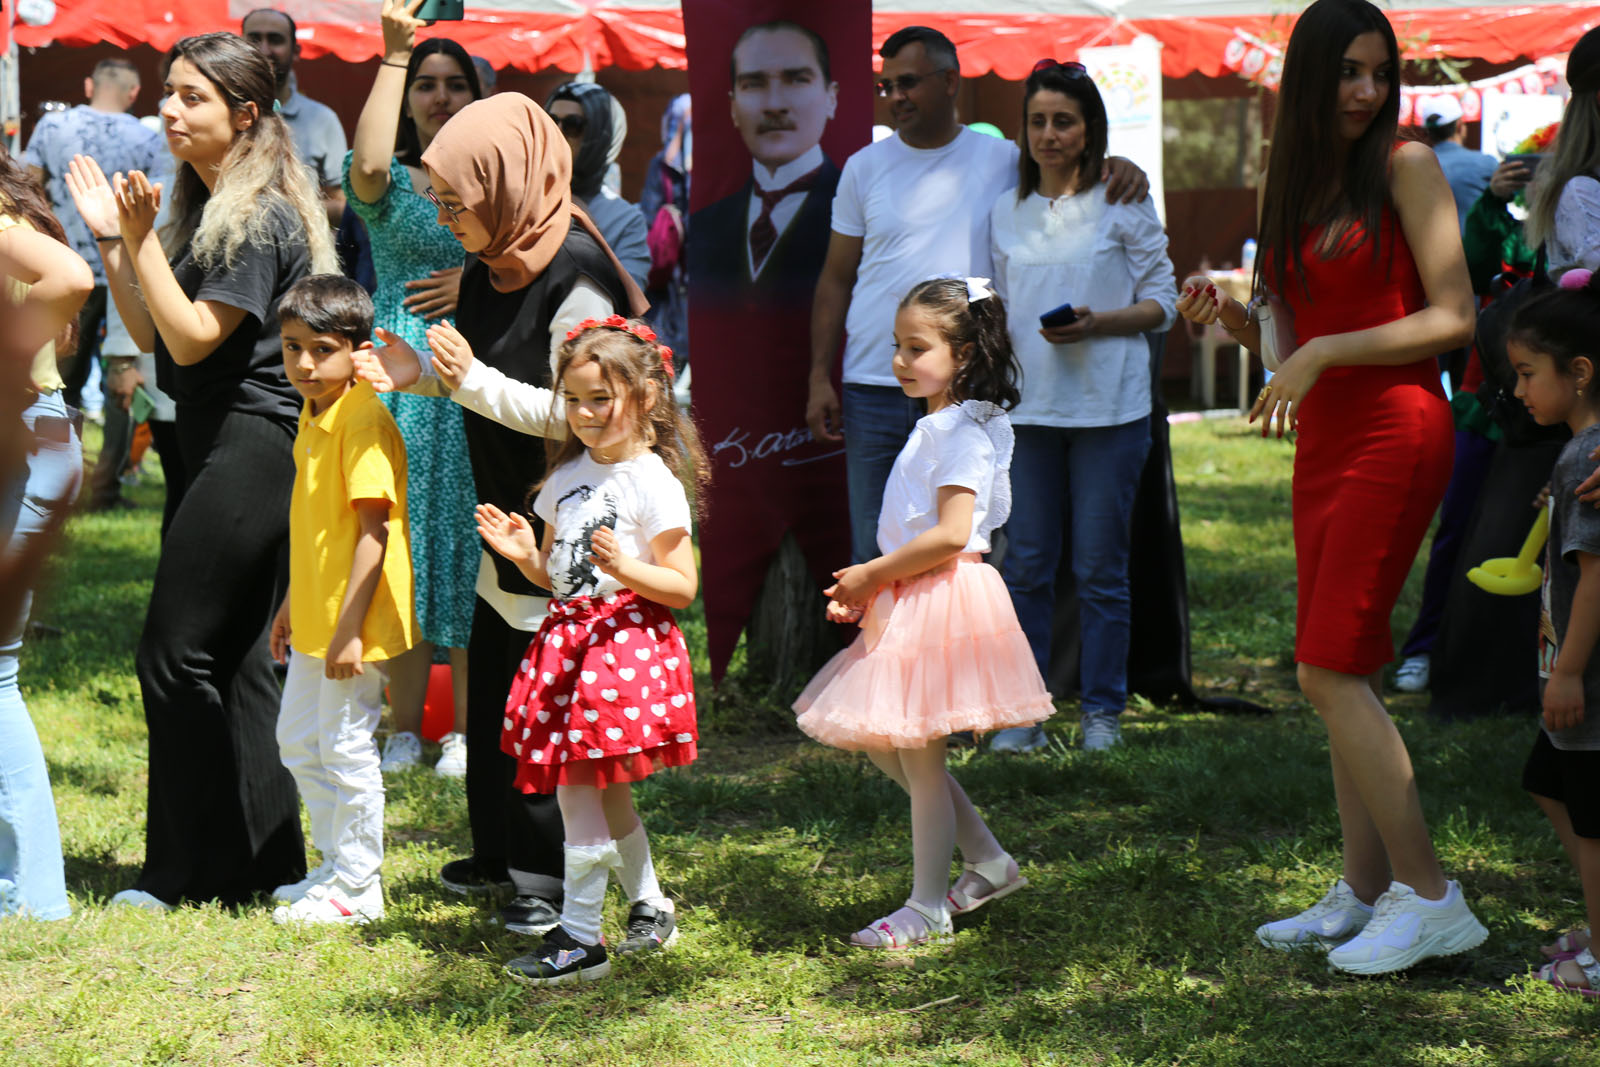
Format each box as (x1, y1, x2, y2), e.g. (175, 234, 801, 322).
(990, 181, 1177, 428)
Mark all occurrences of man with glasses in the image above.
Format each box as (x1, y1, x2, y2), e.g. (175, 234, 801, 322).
(806, 26, 1147, 566)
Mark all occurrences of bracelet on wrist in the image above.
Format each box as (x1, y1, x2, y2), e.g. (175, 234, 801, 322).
(381, 59, 410, 69)
(95, 234, 123, 244)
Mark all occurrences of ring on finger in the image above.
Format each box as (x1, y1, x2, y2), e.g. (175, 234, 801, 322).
(1257, 385, 1273, 402)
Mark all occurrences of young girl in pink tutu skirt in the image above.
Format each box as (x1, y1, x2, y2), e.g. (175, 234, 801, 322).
(474, 316, 709, 985)
(794, 277, 1055, 948)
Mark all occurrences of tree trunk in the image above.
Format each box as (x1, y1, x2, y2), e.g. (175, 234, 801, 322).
(744, 530, 841, 699)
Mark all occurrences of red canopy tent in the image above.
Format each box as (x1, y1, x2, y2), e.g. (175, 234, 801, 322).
(10, 0, 1598, 77)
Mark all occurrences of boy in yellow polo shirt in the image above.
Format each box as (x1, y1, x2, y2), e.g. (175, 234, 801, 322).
(266, 275, 414, 925)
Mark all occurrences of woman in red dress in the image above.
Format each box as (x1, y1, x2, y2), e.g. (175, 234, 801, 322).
(1177, 0, 1488, 974)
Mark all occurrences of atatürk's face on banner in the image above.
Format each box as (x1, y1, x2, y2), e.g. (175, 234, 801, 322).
(730, 27, 837, 172)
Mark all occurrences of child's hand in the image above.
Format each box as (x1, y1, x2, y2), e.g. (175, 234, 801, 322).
(325, 632, 365, 680)
(588, 526, 633, 579)
(425, 319, 475, 390)
(269, 598, 292, 664)
(357, 327, 424, 392)
(825, 562, 879, 609)
(475, 503, 538, 565)
(1534, 483, 1552, 510)
(825, 599, 863, 625)
(1544, 670, 1586, 731)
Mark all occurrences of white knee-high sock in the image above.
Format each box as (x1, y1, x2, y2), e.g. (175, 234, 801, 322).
(615, 823, 672, 912)
(559, 842, 620, 945)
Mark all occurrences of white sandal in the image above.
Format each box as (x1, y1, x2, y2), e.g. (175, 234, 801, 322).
(850, 898, 953, 949)
(946, 854, 1027, 916)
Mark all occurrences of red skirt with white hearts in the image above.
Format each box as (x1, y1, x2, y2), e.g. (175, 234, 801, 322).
(502, 588, 698, 794)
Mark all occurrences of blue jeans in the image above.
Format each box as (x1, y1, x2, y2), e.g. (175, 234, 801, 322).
(841, 384, 925, 563)
(0, 392, 81, 920)
(1002, 418, 1150, 722)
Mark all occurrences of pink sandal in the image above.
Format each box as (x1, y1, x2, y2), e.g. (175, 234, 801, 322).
(946, 855, 1028, 917)
(850, 899, 953, 949)
(1538, 948, 1600, 999)
(1541, 927, 1590, 961)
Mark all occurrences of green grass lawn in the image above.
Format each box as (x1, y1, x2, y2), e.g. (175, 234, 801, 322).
(3, 419, 1595, 1066)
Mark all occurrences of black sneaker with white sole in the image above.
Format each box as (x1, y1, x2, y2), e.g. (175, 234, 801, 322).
(498, 894, 561, 935)
(615, 902, 679, 956)
(438, 857, 513, 896)
(504, 925, 610, 986)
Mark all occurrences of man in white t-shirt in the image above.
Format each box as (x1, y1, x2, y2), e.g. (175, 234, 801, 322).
(242, 8, 348, 228)
(806, 27, 1148, 565)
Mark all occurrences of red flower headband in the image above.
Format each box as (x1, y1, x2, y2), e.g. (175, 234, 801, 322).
(564, 315, 676, 381)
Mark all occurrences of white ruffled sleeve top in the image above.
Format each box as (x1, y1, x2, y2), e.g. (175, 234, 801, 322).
(989, 180, 1177, 428)
(876, 400, 1014, 556)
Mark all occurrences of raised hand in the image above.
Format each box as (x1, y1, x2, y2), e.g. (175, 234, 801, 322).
(475, 503, 538, 565)
(64, 154, 121, 239)
(424, 319, 475, 389)
(356, 326, 424, 392)
(381, 0, 427, 57)
(114, 170, 162, 244)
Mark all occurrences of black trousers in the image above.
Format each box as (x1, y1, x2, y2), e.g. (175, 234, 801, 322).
(466, 595, 565, 880)
(133, 406, 303, 905)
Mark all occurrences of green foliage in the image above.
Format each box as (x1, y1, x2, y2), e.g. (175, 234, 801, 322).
(1, 419, 1591, 1065)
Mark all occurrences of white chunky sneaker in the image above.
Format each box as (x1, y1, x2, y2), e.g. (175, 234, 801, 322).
(379, 731, 423, 773)
(272, 878, 385, 926)
(1393, 655, 1430, 693)
(1255, 879, 1374, 949)
(1326, 879, 1487, 975)
(272, 860, 334, 903)
(434, 731, 467, 779)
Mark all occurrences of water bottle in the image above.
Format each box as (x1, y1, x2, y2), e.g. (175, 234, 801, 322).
(1241, 238, 1257, 276)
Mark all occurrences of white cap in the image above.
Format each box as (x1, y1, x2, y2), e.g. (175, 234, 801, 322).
(1418, 95, 1463, 128)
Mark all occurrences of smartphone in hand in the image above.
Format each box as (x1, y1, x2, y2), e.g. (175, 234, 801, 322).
(1040, 301, 1079, 328)
(417, 0, 465, 20)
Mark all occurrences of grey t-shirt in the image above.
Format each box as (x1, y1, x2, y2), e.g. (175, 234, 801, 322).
(1540, 421, 1600, 749)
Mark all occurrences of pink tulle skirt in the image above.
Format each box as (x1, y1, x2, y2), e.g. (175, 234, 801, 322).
(793, 554, 1054, 751)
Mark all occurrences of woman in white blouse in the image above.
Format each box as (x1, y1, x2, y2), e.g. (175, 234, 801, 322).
(987, 60, 1176, 753)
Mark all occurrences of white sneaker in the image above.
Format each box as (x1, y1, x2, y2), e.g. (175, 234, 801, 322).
(272, 878, 384, 926)
(1082, 716, 1122, 751)
(1326, 879, 1487, 974)
(380, 731, 423, 772)
(1393, 655, 1430, 693)
(272, 859, 333, 903)
(110, 889, 175, 913)
(435, 732, 467, 778)
(1255, 879, 1374, 949)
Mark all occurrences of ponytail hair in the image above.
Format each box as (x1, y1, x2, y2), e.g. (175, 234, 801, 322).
(898, 277, 1022, 410)
(1508, 268, 1600, 382)
(160, 32, 337, 276)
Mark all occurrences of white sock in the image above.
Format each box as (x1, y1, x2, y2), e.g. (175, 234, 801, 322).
(559, 842, 620, 945)
(614, 823, 673, 912)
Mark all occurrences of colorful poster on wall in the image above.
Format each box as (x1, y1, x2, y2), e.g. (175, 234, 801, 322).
(682, 0, 871, 678)
(1081, 37, 1165, 224)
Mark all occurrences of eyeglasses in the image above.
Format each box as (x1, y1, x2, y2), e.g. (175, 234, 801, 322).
(874, 68, 952, 98)
(555, 113, 587, 137)
(423, 187, 466, 223)
(1032, 59, 1089, 77)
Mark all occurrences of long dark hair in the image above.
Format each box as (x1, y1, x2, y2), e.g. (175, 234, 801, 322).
(1016, 62, 1107, 200)
(396, 38, 483, 168)
(1508, 272, 1600, 394)
(1257, 0, 1401, 300)
(898, 278, 1021, 410)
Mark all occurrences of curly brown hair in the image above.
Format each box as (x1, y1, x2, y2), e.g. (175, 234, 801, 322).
(535, 320, 711, 520)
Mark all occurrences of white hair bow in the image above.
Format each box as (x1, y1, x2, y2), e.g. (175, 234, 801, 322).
(965, 277, 993, 303)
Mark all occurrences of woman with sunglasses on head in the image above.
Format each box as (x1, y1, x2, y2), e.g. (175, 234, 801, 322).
(66, 31, 336, 910)
(545, 82, 650, 290)
(1176, 0, 1486, 974)
(987, 59, 1176, 755)
(343, 0, 483, 778)
(352, 93, 649, 948)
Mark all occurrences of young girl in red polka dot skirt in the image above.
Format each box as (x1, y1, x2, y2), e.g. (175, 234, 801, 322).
(474, 316, 709, 985)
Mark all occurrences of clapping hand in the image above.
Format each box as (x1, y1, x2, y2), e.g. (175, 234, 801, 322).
(475, 503, 538, 565)
(114, 170, 162, 244)
(424, 319, 475, 389)
(64, 154, 122, 240)
(355, 327, 424, 392)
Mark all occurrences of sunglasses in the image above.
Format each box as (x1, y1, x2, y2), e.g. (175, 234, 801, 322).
(874, 67, 952, 98)
(1032, 59, 1089, 77)
(555, 113, 587, 137)
(423, 187, 466, 223)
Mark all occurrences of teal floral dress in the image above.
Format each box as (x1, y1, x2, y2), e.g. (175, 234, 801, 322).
(343, 152, 477, 648)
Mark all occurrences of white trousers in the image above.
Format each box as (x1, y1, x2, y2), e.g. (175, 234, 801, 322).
(276, 650, 386, 888)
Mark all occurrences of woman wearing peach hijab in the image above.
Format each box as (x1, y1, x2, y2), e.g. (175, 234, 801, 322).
(357, 92, 646, 937)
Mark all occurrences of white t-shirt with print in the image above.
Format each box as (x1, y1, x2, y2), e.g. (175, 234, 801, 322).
(831, 128, 1018, 387)
(533, 451, 692, 600)
(876, 400, 1014, 556)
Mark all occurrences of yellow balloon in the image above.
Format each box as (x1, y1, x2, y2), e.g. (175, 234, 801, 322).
(1466, 508, 1549, 597)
